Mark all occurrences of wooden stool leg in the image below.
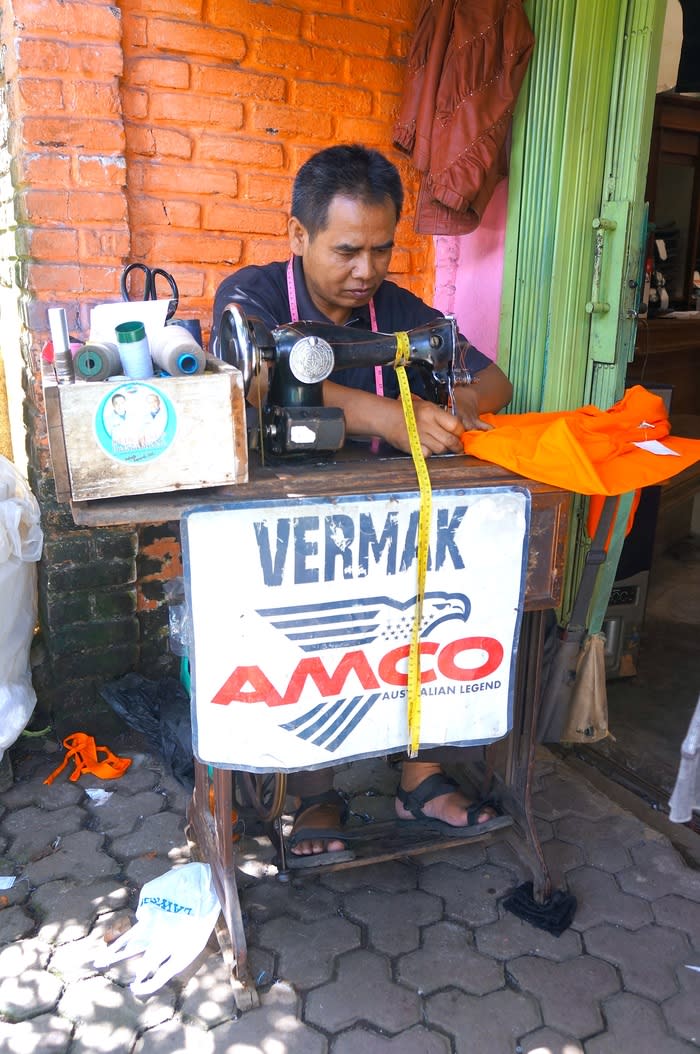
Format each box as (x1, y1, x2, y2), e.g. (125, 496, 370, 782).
(186, 760, 260, 1010)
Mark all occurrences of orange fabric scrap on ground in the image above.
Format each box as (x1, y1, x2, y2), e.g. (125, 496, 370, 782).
(43, 732, 132, 785)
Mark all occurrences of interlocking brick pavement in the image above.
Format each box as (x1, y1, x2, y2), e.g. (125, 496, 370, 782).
(0, 735, 699, 1052)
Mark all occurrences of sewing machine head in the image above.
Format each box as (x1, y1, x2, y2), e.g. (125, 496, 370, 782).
(218, 303, 466, 457)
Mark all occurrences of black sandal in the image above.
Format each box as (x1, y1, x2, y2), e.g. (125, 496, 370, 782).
(396, 773, 509, 839)
(286, 789, 356, 869)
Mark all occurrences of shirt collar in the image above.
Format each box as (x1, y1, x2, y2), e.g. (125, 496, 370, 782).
(291, 256, 372, 328)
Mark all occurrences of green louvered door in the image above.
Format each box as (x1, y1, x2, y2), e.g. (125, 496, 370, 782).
(499, 0, 667, 616)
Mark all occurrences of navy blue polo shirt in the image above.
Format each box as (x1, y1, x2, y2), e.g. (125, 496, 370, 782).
(211, 257, 492, 400)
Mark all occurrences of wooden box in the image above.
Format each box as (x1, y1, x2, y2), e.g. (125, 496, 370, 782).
(44, 356, 248, 502)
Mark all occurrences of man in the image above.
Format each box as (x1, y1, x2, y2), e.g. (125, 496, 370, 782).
(212, 145, 513, 865)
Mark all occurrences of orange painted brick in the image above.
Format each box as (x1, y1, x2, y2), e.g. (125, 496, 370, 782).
(191, 66, 286, 101)
(123, 14, 148, 49)
(377, 92, 403, 123)
(390, 29, 414, 60)
(141, 230, 245, 266)
(65, 81, 121, 118)
(130, 196, 202, 230)
(73, 43, 123, 78)
(127, 0, 202, 19)
(20, 116, 125, 153)
(255, 39, 342, 80)
(128, 126, 193, 159)
(308, 14, 390, 56)
(21, 228, 80, 261)
(79, 265, 125, 295)
(122, 88, 149, 121)
(68, 190, 127, 224)
(293, 81, 372, 117)
(353, 0, 415, 23)
(14, 152, 72, 188)
(251, 103, 333, 139)
(75, 156, 126, 189)
(348, 55, 405, 93)
(207, 0, 303, 38)
(244, 174, 293, 207)
(130, 58, 190, 90)
(78, 229, 131, 262)
(17, 78, 64, 113)
(335, 116, 395, 144)
(197, 135, 284, 169)
(17, 189, 69, 225)
(29, 263, 82, 294)
(11, 0, 121, 38)
(242, 238, 289, 267)
(147, 20, 246, 62)
(201, 202, 287, 236)
(148, 92, 244, 129)
(138, 163, 237, 198)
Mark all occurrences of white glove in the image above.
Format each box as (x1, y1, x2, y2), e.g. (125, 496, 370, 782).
(95, 862, 221, 995)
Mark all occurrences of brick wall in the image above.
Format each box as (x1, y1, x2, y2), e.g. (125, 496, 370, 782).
(1, 0, 429, 733)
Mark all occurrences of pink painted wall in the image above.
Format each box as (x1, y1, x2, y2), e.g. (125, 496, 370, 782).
(433, 178, 509, 361)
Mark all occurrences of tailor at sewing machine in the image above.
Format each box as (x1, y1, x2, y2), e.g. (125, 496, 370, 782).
(217, 303, 475, 458)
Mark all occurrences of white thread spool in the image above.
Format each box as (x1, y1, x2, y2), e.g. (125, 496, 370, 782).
(115, 321, 154, 379)
(150, 325, 205, 376)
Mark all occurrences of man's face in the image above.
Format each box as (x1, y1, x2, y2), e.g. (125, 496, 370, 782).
(288, 194, 397, 325)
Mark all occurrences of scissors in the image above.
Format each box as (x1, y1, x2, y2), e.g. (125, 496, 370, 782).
(120, 263, 179, 321)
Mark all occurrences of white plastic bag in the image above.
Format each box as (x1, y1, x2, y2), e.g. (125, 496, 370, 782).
(94, 862, 221, 996)
(0, 456, 43, 763)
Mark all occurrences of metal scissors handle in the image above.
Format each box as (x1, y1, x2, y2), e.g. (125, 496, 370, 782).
(120, 263, 179, 320)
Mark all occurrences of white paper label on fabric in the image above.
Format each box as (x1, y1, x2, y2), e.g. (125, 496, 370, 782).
(633, 439, 681, 456)
(183, 487, 530, 771)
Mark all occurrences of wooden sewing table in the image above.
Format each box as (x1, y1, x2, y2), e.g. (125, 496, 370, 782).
(71, 444, 570, 1011)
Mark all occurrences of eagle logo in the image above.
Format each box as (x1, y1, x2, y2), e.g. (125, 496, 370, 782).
(256, 591, 470, 653)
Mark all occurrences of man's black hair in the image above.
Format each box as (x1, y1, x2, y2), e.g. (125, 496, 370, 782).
(291, 144, 404, 238)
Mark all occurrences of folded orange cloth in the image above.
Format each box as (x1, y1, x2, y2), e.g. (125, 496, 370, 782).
(43, 732, 132, 785)
(461, 386, 699, 496)
(461, 386, 700, 542)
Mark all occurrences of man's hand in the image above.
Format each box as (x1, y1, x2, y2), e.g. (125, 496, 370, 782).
(388, 395, 465, 456)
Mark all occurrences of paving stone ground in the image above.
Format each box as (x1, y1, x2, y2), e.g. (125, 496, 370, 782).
(1, 736, 699, 1053)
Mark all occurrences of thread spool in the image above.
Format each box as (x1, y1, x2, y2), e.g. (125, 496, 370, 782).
(48, 308, 75, 384)
(150, 324, 206, 376)
(74, 342, 122, 382)
(167, 317, 203, 346)
(115, 321, 154, 379)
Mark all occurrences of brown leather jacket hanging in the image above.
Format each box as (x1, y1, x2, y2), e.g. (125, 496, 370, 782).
(393, 0, 534, 234)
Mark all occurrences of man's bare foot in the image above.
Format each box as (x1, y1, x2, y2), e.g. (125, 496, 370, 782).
(289, 799, 346, 857)
(395, 761, 496, 826)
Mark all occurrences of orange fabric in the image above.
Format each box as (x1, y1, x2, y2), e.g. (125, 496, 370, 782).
(586, 491, 641, 545)
(43, 732, 132, 785)
(461, 386, 700, 497)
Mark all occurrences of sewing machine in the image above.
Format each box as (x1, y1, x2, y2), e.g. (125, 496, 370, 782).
(217, 303, 471, 457)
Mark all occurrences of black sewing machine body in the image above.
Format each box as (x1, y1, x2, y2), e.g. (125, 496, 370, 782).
(218, 303, 464, 458)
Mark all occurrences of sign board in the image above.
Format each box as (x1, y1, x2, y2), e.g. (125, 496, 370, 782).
(183, 486, 530, 771)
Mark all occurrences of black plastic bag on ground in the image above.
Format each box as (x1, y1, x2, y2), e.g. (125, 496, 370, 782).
(99, 672, 194, 789)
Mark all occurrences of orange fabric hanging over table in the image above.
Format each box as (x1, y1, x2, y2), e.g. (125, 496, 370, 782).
(461, 386, 700, 538)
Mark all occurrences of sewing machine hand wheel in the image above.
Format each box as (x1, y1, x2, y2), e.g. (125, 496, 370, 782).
(218, 302, 263, 396)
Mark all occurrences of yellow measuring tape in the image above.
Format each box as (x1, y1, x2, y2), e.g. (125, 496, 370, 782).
(394, 331, 432, 757)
